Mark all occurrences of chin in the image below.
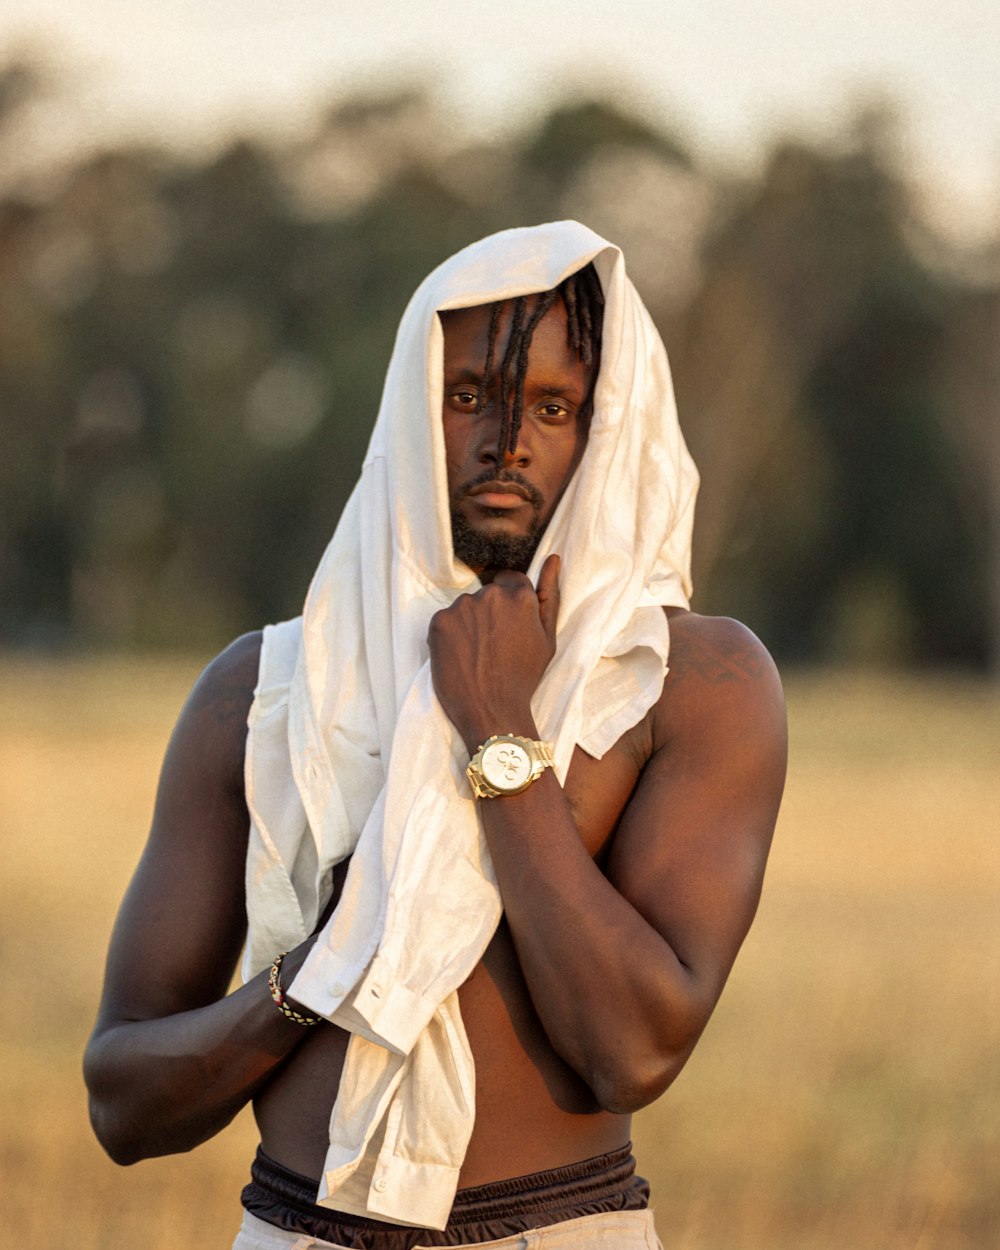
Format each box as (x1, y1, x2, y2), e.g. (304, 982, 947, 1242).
(451, 513, 541, 574)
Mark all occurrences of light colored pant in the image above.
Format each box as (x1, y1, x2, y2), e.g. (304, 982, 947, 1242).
(232, 1209, 663, 1249)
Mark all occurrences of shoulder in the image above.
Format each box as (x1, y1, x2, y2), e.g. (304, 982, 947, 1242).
(163, 631, 263, 798)
(663, 610, 780, 686)
(187, 630, 263, 712)
(655, 610, 786, 762)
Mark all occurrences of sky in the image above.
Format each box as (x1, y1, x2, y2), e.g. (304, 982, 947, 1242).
(2, 0, 999, 243)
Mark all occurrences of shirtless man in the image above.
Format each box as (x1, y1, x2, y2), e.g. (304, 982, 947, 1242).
(85, 223, 787, 1249)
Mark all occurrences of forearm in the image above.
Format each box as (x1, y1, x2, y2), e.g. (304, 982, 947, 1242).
(434, 591, 784, 1115)
(84, 946, 316, 1164)
(470, 729, 704, 1112)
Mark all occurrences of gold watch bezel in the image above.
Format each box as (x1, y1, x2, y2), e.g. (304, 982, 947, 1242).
(466, 734, 555, 798)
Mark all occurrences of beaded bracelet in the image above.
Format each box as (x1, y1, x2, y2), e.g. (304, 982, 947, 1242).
(268, 952, 322, 1026)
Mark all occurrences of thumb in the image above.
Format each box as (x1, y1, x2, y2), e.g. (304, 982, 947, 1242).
(536, 553, 561, 646)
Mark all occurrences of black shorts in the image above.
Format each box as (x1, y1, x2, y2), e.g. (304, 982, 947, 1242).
(241, 1143, 649, 1249)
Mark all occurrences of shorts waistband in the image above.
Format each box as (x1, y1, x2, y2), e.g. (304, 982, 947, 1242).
(242, 1145, 649, 1248)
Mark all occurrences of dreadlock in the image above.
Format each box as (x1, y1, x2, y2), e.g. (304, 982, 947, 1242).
(476, 263, 604, 460)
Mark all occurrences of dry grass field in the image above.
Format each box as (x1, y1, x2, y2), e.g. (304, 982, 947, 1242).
(1, 656, 997, 1249)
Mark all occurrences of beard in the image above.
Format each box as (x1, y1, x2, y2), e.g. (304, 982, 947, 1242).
(449, 468, 548, 575)
(450, 510, 543, 575)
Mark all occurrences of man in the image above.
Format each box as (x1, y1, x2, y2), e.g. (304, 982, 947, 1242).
(85, 222, 787, 1249)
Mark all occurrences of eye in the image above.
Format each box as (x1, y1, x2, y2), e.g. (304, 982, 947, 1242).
(536, 400, 572, 421)
(448, 388, 481, 410)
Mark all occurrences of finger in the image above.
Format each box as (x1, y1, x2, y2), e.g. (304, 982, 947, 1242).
(536, 553, 561, 644)
(490, 569, 531, 588)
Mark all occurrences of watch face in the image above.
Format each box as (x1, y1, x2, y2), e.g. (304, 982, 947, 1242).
(481, 739, 532, 791)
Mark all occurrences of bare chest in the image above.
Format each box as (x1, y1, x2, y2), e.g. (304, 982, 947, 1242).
(255, 716, 655, 1176)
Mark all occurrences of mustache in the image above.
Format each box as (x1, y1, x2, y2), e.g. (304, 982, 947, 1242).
(455, 468, 544, 512)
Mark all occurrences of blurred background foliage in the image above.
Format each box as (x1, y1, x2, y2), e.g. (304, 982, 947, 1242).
(1, 55, 998, 670)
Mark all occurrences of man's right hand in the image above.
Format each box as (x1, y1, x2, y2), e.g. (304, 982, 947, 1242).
(428, 554, 561, 753)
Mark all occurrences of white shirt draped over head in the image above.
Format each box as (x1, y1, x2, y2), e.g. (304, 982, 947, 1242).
(242, 220, 699, 1229)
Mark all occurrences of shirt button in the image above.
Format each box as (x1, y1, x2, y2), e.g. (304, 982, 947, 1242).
(374, 1178, 387, 1193)
(330, 983, 344, 997)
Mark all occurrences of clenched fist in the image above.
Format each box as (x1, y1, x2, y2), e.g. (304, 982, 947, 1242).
(429, 554, 561, 753)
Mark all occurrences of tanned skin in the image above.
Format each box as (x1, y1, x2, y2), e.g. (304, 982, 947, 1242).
(85, 296, 787, 1195)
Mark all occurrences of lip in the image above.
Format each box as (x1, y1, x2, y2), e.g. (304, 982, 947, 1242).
(465, 481, 531, 510)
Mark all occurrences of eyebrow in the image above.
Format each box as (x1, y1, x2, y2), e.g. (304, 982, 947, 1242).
(526, 380, 586, 401)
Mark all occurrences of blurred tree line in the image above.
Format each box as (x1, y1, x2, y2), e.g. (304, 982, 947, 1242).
(1, 57, 997, 670)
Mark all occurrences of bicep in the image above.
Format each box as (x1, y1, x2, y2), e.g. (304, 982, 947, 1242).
(94, 634, 262, 1031)
(606, 620, 787, 1004)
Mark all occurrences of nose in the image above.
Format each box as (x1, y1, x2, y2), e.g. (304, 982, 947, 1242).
(479, 404, 529, 468)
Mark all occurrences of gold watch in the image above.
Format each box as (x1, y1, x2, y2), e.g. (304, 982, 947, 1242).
(466, 734, 555, 798)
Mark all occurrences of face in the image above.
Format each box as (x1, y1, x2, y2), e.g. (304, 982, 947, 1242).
(441, 295, 595, 577)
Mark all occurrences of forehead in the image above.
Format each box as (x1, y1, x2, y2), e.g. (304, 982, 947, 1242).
(440, 296, 582, 377)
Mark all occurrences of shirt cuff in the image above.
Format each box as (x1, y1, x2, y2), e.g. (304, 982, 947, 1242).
(288, 946, 438, 1055)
